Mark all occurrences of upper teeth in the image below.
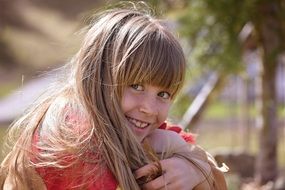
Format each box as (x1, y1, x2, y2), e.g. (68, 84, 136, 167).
(126, 117, 149, 128)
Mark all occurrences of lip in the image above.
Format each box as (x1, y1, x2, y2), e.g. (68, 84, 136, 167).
(126, 116, 150, 129)
(125, 116, 152, 141)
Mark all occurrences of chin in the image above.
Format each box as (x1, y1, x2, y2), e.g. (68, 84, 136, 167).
(135, 135, 145, 143)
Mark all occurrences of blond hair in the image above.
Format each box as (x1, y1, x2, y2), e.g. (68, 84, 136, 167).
(1, 4, 185, 190)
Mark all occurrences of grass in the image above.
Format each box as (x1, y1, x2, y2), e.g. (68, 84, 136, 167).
(0, 125, 8, 161)
(204, 101, 285, 119)
(0, 82, 20, 98)
(196, 123, 285, 168)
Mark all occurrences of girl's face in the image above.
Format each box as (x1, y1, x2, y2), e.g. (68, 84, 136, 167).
(121, 83, 172, 142)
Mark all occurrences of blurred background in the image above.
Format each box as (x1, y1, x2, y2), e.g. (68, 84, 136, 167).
(0, 0, 285, 189)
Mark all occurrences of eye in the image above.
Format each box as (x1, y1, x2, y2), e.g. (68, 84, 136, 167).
(158, 91, 171, 99)
(130, 84, 144, 91)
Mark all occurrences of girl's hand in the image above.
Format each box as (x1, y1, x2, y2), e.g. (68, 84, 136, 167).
(135, 156, 205, 190)
(136, 129, 209, 190)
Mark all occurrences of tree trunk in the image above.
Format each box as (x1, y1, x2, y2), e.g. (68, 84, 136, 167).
(254, 0, 283, 185)
(255, 57, 278, 185)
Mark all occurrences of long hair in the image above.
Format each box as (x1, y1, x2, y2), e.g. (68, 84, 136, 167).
(0, 5, 186, 190)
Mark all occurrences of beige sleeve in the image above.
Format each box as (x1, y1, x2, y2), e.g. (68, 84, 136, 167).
(174, 144, 228, 190)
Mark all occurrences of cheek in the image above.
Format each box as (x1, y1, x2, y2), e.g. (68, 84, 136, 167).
(158, 103, 171, 123)
(120, 94, 129, 113)
(121, 90, 138, 113)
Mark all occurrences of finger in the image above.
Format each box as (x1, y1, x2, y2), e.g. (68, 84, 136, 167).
(159, 159, 175, 173)
(157, 173, 170, 190)
(134, 162, 160, 179)
(142, 173, 171, 190)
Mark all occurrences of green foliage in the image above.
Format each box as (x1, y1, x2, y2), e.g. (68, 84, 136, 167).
(177, 0, 258, 74)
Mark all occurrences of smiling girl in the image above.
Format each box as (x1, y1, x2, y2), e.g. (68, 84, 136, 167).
(0, 4, 227, 190)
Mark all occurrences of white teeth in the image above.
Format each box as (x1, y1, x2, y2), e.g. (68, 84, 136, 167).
(126, 117, 149, 128)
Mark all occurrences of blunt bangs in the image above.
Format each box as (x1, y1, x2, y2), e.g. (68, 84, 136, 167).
(122, 29, 185, 97)
(108, 10, 186, 98)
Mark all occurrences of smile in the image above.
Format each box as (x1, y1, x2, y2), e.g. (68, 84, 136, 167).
(126, 116, 150, 129)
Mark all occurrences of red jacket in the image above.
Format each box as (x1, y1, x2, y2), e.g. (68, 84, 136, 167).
(34, 123, 195, 190)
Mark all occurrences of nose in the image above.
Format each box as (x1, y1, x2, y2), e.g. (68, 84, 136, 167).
(139, 95, 158, 116)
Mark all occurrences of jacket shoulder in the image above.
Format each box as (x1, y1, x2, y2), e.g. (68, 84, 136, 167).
(189, 145, 229, 190)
